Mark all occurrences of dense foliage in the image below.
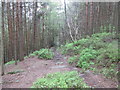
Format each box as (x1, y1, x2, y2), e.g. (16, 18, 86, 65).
(60, 32, 119, 80)
(5, 60, 19, 65)
(1, 2, 119, 88)
(31, 71, 89, 88)
(28, 48, 54, 60)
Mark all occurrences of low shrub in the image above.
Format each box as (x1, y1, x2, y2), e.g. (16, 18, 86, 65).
(5, 60, 19, 65)
(38, 49, 54, 60)
(68, 56, 78, 64)
(32, 50, 40, 55)
(28, 49, 54, 60)
(28, 53, 36, 58)
(100, 65, 118, 80)
(76, 48, 96, 70)
(31, 71, 89, 88)
(60, 32, 118, 80)
(96, 41, 119, 66)
(24, 56, 28, 59)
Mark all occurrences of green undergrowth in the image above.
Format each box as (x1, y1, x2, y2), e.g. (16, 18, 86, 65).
(5, 60, 19, 65)
(28, 48, 54, 60)
(60, 32, 119, 80)
(31, 71, 89, 88)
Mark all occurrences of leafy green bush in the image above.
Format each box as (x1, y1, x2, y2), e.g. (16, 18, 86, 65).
(94, 40, 118, 80)
(68, 56, 78, 64)
(32, 50, 40, 55)
(61, 39, 92, 55)
(100, 65, 118, 80)
(24, 56, 28, 59)
(61, 43, 74, 55)
(76, 48, 96, 69)
(60, 32, 115, 55)
(5, 61, 15, 65)
(38, 49, 54, 59)
(28, 53, 36, 58)
(97, 41, 118, 66)
(61, 32, 117, 65)
(28, 49, 54, 60)
(67, 48, 97, 70)
(5, 60, 19, 65)
(28, 50, 41, 58)
(60, 32, 118, 79)
(31, 71, 89, 88)
(74, 38, 89, 46)
(91, 32, 111, 39)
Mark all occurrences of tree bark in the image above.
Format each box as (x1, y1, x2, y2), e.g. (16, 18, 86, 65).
(7, 2, 13, 61)
(15, 2, 19, 64)
(33, 2, 37, 50)
(19, 2, 24, 61)
(1, 2, 5, 76)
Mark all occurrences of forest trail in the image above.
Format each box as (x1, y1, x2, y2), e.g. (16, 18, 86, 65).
(2, 49, 117, 88)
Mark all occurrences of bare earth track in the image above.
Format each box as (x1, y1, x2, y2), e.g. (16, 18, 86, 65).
(2, 49, 117, 88)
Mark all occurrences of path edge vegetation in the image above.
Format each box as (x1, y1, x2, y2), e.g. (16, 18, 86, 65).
(1, 1, 119, 88)
(59, 32, 119, 82)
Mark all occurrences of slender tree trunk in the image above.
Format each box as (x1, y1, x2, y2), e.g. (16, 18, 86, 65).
(15, 2, 19, 64)
(12, 2, 17, 64)
(24, 3, 28, 56)
(85, 2, 88, 35)
(42, 15, 45, 48)
(90, 2, 93, 35)
(19, 2, 24, 61)
(1, 2, 5, 76)
(7, 2, 13, 61)
(33, 2, 37, 50)
(115, 2, 118, 34)
(64, 0, 68, 43)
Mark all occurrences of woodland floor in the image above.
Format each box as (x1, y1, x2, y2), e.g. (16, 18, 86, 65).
(2, 49, 117, 88)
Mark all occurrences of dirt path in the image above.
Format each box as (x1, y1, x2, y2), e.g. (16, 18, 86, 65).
(2, 49, 117, 88)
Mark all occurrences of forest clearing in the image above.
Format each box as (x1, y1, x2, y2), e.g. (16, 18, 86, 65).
(0, 0, 119, 89)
